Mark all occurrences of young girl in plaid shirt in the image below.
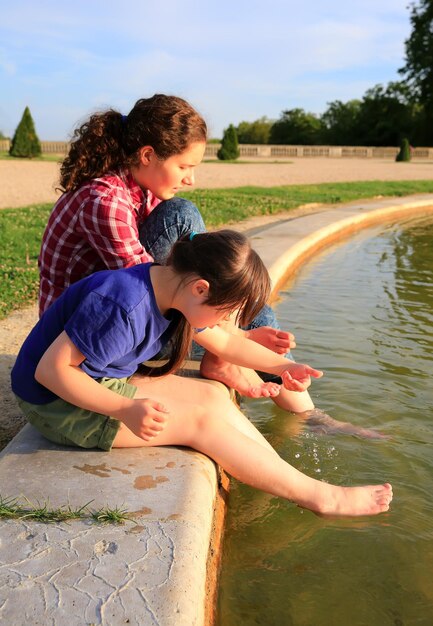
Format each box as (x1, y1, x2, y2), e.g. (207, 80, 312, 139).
(39, 94, 207, 316)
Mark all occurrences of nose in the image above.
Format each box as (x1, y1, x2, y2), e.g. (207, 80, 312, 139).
(183, 171, 195, 186)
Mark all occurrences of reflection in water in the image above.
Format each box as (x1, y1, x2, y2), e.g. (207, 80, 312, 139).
(217, 215, 433, 626)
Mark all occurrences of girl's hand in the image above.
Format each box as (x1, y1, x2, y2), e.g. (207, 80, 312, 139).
(123, 398, 170, 441)
(281, 364, 323, 392)
(245, 326, 296, 354)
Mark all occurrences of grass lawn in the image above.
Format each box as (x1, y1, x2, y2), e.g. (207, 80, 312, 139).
(1, 179, 433, 319)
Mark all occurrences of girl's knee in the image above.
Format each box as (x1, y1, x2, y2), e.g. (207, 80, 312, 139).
(153, 197, 205, 231)
(200, 381, 230, 405)
(185, 402, 226, 448)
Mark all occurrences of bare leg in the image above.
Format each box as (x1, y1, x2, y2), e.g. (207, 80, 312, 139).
(301, 408, 387, 439)
(201, 352, 384, 438)
(113, 374, 392, 516)
(116, 373, 277, 454)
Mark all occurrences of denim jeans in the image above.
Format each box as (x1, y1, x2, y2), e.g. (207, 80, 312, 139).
(140, 197, 287, 377)
(139, 197, 206, 264)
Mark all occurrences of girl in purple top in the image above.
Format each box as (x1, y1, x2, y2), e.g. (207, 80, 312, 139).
(13, 230, 392, 517)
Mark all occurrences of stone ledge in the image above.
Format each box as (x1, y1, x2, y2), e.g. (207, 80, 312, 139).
(0, 371, 229, 626)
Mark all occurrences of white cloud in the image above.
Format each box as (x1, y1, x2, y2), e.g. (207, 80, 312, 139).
(0, 60, 16, 75)
(1, 0, 412, 138)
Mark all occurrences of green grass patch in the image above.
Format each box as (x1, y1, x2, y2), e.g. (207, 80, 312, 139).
(0, 494, 134, 524)
(2, 180, 433, 318)
(0, 203, 52, 318)
(181, 179, 433, 227)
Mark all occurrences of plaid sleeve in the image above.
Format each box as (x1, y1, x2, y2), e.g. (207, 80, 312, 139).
(78, 190, 154, 269)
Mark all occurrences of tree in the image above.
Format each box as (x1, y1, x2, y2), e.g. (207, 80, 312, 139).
(321, 99, 362, 145)
(396, 138, 412, 161)
(236, 117, 273, 144)
(400, 0, 433, 144)
(9, 106, 41, 158)
(217, 124, 240, 160)
(354, 83, 417, 146)
(269, 108, 323, 145)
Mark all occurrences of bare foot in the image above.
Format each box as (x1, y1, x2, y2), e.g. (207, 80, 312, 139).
(200, 351, 281, 398)
(309, 482, 393, 517)
(302, 408, 387, 440)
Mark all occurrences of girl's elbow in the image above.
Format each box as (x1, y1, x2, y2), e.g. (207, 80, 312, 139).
(34, 359, 50, 386)
(34, 362, 44, 385)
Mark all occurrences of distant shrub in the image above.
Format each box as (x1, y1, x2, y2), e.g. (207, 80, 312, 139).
(395, 138, 412, 162)
(236, 117, 273, 144)
(9, 106, 41, 158)
(217, 124, 240, 160)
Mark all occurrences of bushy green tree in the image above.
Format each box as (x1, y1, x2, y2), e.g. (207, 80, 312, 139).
(217, 124, 240, 160)
(236, 117, 273, 144)
(321, 99, 362, 145)
(269, 108, 323, 145)
(396, 138, 412, 161)
(355, 83, 417, 146)
(9, 106, 41, 158)
(399, 0, 433, 144)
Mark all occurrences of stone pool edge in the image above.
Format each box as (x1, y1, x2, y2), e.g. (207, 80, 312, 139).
(251, 194, 433, 300)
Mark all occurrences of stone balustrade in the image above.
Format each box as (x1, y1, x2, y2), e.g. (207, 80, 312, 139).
(1, 139, 432, 159)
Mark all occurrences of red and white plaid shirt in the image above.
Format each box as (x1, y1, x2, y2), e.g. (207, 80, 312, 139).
(38, 170, 161, 316)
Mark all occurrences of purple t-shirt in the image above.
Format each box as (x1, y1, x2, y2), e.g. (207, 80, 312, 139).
(11, 264, 179, 404)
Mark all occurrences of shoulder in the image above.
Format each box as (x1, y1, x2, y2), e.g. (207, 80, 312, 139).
(90, 264, 154, 312)
(51, 175, 126, 213)
(68, 173, 134, 221)
(88, 172, 129, 199)
(88, 170, 145, 216)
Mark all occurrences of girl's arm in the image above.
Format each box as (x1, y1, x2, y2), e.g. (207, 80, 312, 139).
(194, 326, 322, 391)
(35, 331, 169, 441)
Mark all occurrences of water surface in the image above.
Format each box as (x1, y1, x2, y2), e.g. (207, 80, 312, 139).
(217, 214, 433, 626)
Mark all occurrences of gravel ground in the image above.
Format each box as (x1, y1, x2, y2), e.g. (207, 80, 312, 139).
(1, 156, 432, 449)
(1, 157, 433, 209)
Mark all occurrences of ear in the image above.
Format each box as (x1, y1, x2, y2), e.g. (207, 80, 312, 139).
(139, 146, 155, 165)
(191, 279, 210, 300)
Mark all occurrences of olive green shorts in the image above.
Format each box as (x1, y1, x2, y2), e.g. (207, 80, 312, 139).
(15, 377, 137, 451)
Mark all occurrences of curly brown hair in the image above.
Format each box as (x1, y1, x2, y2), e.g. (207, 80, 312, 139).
(59, 94, 207, 192)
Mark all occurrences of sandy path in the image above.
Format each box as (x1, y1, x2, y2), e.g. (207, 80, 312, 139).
(1, 155, 432, 450)
(1, 157, 433, 209)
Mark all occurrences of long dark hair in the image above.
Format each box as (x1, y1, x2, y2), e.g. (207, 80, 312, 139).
(59, 94, 207, 192)
(148, 230, 271, 377)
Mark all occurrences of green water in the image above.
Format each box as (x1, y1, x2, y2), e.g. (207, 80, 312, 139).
(217, 215, 433, 626)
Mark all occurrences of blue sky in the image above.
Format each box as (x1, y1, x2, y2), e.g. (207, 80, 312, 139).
(1, 0, 411, 140)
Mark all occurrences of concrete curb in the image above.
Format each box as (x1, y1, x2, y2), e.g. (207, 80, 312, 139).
(1, 193, 432, 625)
(0, 369, 229, 626)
